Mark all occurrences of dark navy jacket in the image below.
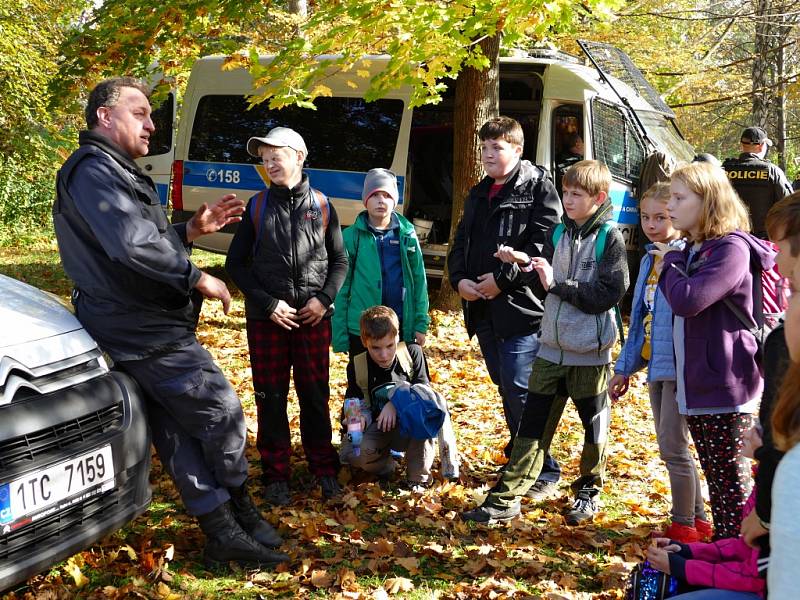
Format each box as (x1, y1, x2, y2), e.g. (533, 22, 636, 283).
(54, 131, 202, 361)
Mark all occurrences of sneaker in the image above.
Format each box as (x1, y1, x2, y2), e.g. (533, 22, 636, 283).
(658, 521, 700, 543)
(695, 517, 713, 542)
(404, 480, 431, 494)
(263, 480, 291, 507)
(525, 480, 558, 501)
(319, 475, 342, 499)
(461, 502, 521, 524)
(565, 491, 597, 525)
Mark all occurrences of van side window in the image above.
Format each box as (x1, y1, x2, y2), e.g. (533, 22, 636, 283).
(591, 99, 645, 181)
(551, 104, 584, 196)
(188, 95, 404, 171)
(148, 93, 174, 157)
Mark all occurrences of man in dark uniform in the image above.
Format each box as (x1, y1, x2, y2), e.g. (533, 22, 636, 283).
(53, 77, 289, 569)
(722, 126, 793, 238)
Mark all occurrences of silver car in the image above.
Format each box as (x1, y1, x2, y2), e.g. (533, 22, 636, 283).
(0, 274, 151, 591)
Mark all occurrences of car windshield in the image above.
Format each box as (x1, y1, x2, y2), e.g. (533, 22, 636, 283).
(636, 111, 694, 163)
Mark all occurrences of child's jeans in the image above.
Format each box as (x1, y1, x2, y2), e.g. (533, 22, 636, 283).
(648, 380, 707, 526)
(340, 422, 435, 484)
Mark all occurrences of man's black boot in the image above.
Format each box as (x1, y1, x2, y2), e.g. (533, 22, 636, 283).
(229, 480, 283, 548)
(197, 502, 289, 569)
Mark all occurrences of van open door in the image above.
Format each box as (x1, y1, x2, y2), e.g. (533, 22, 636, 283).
(136, 92, 176, 208)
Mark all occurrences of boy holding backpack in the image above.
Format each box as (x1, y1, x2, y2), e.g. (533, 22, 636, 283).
(225, 127, 348, 505)
(340, 306, 451, 490)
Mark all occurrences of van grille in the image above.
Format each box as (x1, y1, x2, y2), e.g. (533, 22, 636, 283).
(0, 349, 108, 405)
(0, 403, 124, 470)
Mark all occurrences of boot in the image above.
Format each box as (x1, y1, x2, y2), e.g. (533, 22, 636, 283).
(229, 480, 283, 548)
(197, 502, 289, 569)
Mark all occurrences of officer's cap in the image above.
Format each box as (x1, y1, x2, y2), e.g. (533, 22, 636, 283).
(741, 126, 773, 147)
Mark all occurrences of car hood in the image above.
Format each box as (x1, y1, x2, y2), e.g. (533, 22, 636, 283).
(0, 274, 84, 348)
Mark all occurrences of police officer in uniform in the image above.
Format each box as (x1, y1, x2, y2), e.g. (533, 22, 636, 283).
(722, 126, 793, 238)
(53, 77, 289, 569)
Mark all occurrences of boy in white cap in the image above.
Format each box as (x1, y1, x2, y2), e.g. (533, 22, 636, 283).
(225, 127, 348, 505)
(333, 169, 460, 480)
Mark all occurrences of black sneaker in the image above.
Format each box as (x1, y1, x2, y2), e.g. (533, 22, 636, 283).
(263, 480, 291, 506)
(525, 480, 558, 501)
(319, 475, 342, 499)
(565, 491, 597, 525)
(461, 502, 520, 524)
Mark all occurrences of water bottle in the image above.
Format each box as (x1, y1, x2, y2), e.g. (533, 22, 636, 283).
(343, 398, 364, 456)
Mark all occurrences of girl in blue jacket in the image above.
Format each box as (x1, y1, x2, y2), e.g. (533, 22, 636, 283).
(609, 182, 710, 543)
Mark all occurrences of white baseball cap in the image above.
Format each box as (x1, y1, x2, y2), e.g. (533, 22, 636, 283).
(247, 127, 308, 157)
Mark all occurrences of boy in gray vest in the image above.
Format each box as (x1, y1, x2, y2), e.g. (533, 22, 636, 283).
(462, 160, 629, 525)
(340, 306, 459, 489)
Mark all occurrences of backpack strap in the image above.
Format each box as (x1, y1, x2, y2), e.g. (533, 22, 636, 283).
(595, 222, 626, 345)
(311, 188, 330, 231)
(551, 223, 566, 249)
(395, 342, 414, 379)
(354, 351, 371, 405)
(250, 189, 270, 254)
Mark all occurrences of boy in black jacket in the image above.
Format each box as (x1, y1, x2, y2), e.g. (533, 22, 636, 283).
(447, 116, 563, 497)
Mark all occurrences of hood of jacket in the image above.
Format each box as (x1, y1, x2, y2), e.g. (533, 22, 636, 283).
(721, 231, 776, 272)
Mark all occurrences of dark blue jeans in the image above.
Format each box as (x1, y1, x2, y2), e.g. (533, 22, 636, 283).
(474, 320, 560, 483)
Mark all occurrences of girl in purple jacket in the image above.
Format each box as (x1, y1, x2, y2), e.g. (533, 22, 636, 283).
(652, 162, 776, 540)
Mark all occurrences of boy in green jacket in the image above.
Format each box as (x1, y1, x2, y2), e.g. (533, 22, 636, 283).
(332, 168, 429, 356)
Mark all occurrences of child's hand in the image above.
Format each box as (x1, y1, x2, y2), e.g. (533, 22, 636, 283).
(649, 241, 681, 260)
(414, 332, 426, 347)
(531, 258, 553, 290)
(270, 299, 300, 330)
(377, 401, 397, 432)
(609, 374, 629, 401)
(298, 296, 326, 326)
(652, 537, 681, 551)
(742, 425, 764, 459)
(457, 279, 486, 301)
(494, 244, 530, 265)
(646, 545, 676, 574)
(476, 273, 501, 300)
(740, 510, 769, 547)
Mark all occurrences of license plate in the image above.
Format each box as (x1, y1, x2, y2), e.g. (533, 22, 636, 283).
(0, 445, 114, 526)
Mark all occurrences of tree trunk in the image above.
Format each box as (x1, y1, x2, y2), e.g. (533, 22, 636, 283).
(434, 33, 501, 310)
(774, 6, 787, 171)
(751, 0, 772, 126)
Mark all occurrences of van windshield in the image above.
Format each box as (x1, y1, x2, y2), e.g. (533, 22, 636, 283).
(635, 111, 694, 163)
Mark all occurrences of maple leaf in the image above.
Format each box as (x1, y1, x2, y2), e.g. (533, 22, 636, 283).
(383, 576, 414, 594)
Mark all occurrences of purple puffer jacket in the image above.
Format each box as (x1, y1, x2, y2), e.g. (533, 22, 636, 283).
(658, 232, 776, 410)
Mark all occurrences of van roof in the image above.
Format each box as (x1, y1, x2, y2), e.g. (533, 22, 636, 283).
(190, 52, 669, 116)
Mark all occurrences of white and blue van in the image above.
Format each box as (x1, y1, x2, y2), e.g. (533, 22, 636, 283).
(141, 41, 694, 278)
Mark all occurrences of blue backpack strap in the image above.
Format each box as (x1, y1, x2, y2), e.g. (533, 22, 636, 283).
(311, 188, 330, 231)
(250, 188, 270, 254)
(551, 223, 566, 249)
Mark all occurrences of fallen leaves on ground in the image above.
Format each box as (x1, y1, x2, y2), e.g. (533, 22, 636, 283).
(0, 248, 694, 599)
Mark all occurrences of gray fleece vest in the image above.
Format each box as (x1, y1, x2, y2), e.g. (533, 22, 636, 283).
(537, 228, 618, 366)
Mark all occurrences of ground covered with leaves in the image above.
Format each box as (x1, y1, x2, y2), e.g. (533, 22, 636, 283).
(1, 244, 682, 599)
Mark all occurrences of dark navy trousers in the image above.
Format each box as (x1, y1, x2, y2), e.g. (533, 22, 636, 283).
(118, 341, 249, 516)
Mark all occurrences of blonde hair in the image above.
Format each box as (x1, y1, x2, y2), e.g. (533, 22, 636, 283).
(562, 160, 611, 197)
(670, 162, 751, 242)
(641, 181, 671, 206)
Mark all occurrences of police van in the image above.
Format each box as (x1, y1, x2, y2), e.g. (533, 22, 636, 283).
(140, 41, 694, 278)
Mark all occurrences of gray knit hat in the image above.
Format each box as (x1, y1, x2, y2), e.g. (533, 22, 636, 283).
(362, 168, 399, 206)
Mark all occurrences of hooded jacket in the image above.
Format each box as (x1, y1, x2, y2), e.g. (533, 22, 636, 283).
(658, 231, 775, 410)
(536, 201, 629, 366)
(332, 211, 429, 352)
(225, 174, 348, 319)
(448, 160, 563, 339)
(53, 131, 202, 361)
